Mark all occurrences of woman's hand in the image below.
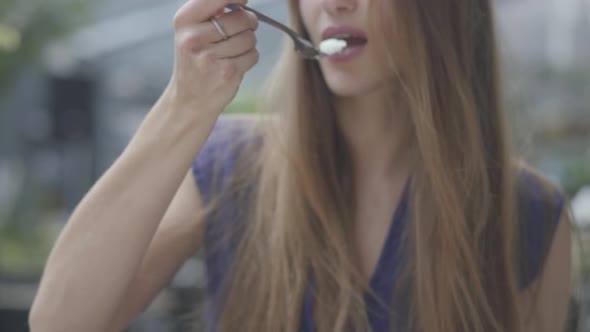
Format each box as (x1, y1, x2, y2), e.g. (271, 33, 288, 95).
(165, 0, 259, 116)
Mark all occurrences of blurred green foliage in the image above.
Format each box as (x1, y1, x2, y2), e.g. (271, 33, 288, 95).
(0, 221, 54, 277)
(0, 181, 58, 277)
(224, 97, 258, 114)
(0, 0, 90, 275)
(564, 156, 590, 197)
(0, 0, 89, 93)
(533, 65, 590, 94)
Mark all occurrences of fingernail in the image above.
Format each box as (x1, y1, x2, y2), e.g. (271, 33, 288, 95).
(227, 3, 241, 10)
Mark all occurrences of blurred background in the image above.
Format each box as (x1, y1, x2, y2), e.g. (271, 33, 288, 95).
(0, 0, 588, 331)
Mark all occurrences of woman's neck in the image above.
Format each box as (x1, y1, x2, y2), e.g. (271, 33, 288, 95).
(335, 90, 415, 180)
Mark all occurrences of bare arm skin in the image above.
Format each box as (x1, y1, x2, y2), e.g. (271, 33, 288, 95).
(523, 211, 572, 332)
(29, 0, 259, 330)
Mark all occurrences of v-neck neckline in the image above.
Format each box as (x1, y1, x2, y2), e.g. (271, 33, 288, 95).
(301, 179, 411, 332)
(368, 180, 410, 290)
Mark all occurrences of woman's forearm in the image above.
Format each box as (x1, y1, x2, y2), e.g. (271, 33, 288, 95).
(29, 99, 218, 332)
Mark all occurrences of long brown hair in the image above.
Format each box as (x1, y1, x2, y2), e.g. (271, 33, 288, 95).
(204, 1, 548, 331)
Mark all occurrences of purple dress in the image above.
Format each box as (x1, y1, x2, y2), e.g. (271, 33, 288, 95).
(192, 118, 565, 332)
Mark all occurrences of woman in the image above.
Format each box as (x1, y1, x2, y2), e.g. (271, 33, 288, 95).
(29, 0, 572, 331)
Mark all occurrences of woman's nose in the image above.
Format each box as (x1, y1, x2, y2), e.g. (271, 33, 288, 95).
(320, 0, 358, 15)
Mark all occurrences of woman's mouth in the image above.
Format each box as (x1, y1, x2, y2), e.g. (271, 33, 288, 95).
(320, 26, 368, 62)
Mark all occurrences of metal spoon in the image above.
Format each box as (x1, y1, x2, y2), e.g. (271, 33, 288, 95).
(228, 4, 326, 60)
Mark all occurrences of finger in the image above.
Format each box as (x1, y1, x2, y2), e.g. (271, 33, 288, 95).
(175, 8, 257, 51)
(173, 0, 247, 30)
(220, 48, 259, 74)
(175, 24, 212, 53)
(210, 9, 258, 41)
(207, 29, 256, 59)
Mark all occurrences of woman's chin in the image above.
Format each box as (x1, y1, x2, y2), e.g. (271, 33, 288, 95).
(325, 79, 381, 98)
(327, 87, 361, 98)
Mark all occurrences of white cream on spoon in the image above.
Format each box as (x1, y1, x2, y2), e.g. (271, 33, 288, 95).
(318, 38, 347, 56)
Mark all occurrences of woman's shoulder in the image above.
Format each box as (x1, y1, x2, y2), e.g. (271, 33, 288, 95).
(192, 114, 262, 202)
(514, 163, 567, 288)
(201, 113, 259, 149)
(515, 163, 565, 225)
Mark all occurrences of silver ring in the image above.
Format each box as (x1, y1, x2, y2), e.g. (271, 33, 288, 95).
(210, 17, 229, 41)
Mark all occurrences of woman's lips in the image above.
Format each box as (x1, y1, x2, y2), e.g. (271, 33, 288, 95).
(321, 25, 367, 41)
(320, 25, 368, 62)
